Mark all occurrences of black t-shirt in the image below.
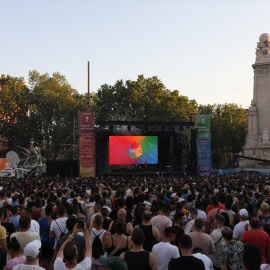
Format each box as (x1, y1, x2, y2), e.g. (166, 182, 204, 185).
(172, 225, 185, 246)
(168, 256, 205, 270)
(102, 218, 113, 231)
(2, 222, 16, 242)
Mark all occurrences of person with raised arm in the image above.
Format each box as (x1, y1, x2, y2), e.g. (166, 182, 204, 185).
(54, 222, 92, 270)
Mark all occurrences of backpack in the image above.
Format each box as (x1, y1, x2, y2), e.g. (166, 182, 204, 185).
(91, 229, 104, 259)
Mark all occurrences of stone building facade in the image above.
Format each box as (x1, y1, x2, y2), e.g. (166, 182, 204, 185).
(240, 33, 270, 168)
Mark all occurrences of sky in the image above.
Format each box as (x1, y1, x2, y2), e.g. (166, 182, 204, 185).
(1, 0, 270, 109)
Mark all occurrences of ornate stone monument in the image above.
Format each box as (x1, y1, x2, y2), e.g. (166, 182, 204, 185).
(240, 33, 270, 168)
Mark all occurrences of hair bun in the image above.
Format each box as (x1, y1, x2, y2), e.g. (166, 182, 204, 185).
(11, 237, 17, 243)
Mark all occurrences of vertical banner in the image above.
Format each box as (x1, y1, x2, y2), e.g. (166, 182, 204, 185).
(197, 115, 211, 176)
(0, 159, 7, 171)
(79, 112, 95, 177)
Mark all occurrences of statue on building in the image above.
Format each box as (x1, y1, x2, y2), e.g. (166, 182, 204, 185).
(262, 128, 270, 142)
(247, 150, 254, 157)
(256, 36, 270, 56)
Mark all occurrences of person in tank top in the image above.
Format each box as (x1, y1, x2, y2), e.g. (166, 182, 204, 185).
(134, 210, 161, 252)
(104, 219, 131, 257)
(108, 209, 133, 236)
(120, 228, 158, 270)
(90, 214, 110, 270)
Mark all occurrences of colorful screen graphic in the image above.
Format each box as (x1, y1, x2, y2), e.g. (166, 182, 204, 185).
(109, 136, 158, 165)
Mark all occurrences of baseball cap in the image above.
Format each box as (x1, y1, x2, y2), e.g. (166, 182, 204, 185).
(240, 209, 248, 218)
(24, 240, 41, 259)
(99, 256, 128, 270)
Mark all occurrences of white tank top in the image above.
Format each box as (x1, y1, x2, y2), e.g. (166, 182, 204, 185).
(90, 228, 106, 265)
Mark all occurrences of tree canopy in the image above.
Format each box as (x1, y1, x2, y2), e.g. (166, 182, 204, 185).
(93, 75, 198, 121)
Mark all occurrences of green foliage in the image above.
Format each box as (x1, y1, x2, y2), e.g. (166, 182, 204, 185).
(28, 70, 87, 156)
(0, 75, 34, 149)
(0, 71, 87, 158)
(94, 75, 198, 121)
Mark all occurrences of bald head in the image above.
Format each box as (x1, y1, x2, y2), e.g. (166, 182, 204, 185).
(117, 209, 127, 220)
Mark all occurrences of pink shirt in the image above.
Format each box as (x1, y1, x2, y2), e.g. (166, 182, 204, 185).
(6, 256, 26, 270)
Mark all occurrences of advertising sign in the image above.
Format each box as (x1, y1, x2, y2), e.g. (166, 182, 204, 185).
(197, 115, 211, 176)
(79, 112, 95, 177)
(0, 159, 7, 171)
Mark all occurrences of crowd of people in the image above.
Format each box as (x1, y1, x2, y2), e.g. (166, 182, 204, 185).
(0, 173, 269, 270)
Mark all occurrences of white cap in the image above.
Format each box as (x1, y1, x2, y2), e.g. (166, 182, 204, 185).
(24, 240, 41, 259)
(240, 209, 248, 218)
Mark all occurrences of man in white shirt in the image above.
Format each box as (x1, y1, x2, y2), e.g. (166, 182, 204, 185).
(152, 227, 179, 270)
(54, 222, 92, 270)
(49, 205, 68, 249)
(233, 209, 249, 240)
(187, 201, 207, 222)
(22, 208, 40, 234)
(185, 208, 198, 234)
(193, 247, 214, 270)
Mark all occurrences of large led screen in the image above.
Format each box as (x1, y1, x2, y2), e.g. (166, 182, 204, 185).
(109, 136, 158, 165)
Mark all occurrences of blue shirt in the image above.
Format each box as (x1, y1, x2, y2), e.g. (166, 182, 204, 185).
(40, 217, 54, 242)
(10, 215, 20, 231)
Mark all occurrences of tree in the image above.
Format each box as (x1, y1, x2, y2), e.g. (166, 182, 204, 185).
(198, 103, 247, 168)
(0, 75, 36, 149)
(28, 70, 87, 158)
(94, 75, 198, 122)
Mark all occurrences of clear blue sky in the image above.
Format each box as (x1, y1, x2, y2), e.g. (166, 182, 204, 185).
(1, 0, 269, 108)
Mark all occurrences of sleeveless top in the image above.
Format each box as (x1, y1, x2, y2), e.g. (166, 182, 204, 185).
(139, 224, 155, 252)
(124, 250, 151, 270)
(90, 228, 106, 265)
(107, 235, 129, 257)
(40, 217, 54, 242)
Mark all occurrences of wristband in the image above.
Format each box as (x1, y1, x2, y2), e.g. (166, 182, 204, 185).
(69, 235, 74, 240)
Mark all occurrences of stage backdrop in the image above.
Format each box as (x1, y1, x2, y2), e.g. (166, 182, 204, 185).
(197, 115, 211, 176)
(79, 112, 95, 177)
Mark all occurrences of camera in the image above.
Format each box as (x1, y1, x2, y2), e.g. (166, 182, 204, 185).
(77, 217, 84, 229)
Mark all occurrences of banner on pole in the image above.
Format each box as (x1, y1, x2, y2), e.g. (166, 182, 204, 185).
(197, 115, 211, 176)
(79, 112, 95, 177)
(0, 159, 7, 171)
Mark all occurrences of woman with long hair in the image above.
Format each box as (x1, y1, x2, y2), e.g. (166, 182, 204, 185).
(104, 219, 131, 257)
